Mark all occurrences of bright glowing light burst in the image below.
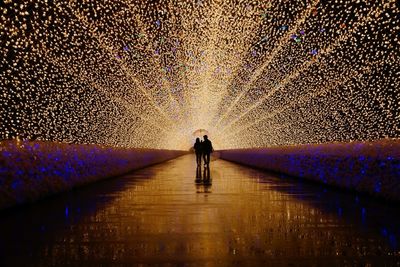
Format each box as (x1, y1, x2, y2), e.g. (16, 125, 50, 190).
(0, 0, 399, 149)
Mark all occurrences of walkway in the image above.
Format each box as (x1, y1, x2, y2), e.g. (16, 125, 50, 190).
(0, 155, 399, 266)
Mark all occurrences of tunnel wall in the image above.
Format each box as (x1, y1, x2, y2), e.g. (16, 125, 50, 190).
(0, 140, 187, 210)
(219, 139, 400, 202)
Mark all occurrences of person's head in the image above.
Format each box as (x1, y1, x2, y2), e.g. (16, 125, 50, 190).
(195, 137, 200, 143)
(203, 135, 208, 140)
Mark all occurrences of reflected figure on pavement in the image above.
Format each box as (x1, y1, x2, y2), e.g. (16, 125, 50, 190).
(203, 164, 211, 183)
(202, 135, 213, 167)
(193, 137, 203, 166)
(196, 182, 212, 193)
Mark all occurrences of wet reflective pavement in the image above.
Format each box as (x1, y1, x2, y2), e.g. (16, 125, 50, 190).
(1, 155, 400, 266)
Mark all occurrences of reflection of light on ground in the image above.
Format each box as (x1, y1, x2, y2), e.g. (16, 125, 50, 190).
(1, 1, 398, 149)
(1, 155, 399, 265)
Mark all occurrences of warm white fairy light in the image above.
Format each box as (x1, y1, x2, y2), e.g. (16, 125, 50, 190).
(0, 0, 399, 150)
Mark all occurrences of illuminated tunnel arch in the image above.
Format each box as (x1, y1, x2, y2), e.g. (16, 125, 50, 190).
(1, 0, 399, 150)
(0, 1, 400, 208)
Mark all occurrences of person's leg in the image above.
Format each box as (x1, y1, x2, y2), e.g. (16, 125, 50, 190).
(206, 153, 210, 165)
(196, 165, 201, 179)
(203, 153, 207, 166)
(205, 164, 210, 180)
(196, 153, 201, 165)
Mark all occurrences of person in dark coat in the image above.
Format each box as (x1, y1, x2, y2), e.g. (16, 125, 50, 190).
(193, 138, 203, 166)
(202, 135, 213, 166)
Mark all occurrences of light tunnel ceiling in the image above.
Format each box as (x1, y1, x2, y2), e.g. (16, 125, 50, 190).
(0, 0, 399, 150)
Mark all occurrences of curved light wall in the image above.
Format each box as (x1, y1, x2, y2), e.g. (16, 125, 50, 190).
(1, 0, 399, 150)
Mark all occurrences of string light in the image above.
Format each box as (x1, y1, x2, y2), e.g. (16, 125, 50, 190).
(0, 0, 398, 150)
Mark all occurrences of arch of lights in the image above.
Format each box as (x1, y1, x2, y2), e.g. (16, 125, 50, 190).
(0, 0, 399, 150)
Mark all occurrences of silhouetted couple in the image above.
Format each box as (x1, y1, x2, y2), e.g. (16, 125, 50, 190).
(194, 135, 214, 167)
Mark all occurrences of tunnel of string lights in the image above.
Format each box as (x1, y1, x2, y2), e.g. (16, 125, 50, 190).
(1, 0, 399, 148)
(0, 0, 399, 208)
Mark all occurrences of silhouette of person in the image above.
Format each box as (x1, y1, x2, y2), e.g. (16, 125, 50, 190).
(196, 165, 202, 180)
(193, 137, 203, 166)
(202, 135, 213, 166)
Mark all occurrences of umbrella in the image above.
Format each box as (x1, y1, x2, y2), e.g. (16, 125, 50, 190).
(192, 129, 209, 137)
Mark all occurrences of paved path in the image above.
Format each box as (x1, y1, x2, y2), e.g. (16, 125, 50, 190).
(0, 155, 399, 266)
